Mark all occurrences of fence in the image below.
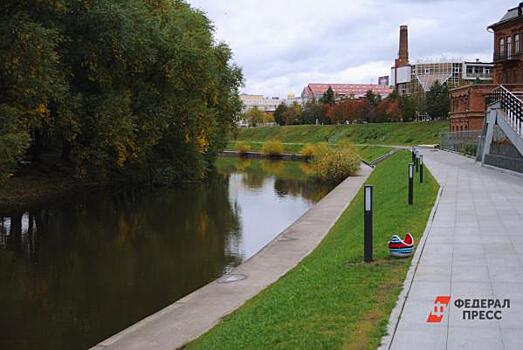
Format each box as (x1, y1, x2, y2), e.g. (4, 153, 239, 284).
(440, 130, 483, 157)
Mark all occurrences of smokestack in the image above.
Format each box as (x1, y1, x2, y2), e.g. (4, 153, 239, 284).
(395, 25, 409, 67)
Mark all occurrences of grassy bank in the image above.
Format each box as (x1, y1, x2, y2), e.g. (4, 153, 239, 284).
(235, 121, 447, 145)
(187, 151, 439, 350)
(226, 142, 393, 164)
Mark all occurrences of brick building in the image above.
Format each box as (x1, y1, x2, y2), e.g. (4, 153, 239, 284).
(449, 84, 497, 131)
(490, 3, 523, 84)
(449, 3, 523, 132)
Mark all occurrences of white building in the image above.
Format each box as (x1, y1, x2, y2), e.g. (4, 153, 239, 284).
(240, 94, 281, 113)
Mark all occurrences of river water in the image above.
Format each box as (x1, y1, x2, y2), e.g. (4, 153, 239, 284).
(0, 157, 334, 350)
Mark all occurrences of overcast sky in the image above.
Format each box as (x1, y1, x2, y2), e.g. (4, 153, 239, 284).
(188, 0, 516, 98)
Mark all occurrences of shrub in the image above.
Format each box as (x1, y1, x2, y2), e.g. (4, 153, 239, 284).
(300, 143, 330, 160)
(311, 147, 360, 183)
(235, 141, 251, 156)
(300, 144, 316, 159)
(262, 140, 284, 157)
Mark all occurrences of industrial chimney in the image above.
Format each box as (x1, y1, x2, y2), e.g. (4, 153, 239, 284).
(395, 25, 409, 67)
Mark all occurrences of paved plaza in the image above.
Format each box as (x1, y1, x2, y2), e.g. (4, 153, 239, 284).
(384, 150, 523, 350)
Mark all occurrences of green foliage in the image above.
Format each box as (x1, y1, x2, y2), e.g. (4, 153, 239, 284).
(273, 103, 288, 125)
(301, 99, 329, 125)
(0, 106, 30, 180)
(310, 145, 360, 183)
(243, 107, 266, 127)
(320, 86, 335, 106)
(261, 140, 284, 157)
(425, 81, 450, 120)
(234, 141, 251, 155)
(0, 0, 243, 181)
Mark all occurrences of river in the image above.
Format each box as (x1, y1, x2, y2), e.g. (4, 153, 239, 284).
(0, 157, 334, 350)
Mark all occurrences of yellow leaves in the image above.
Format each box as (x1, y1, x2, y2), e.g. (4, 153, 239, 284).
(196, 132, 209, 153)
(114, 142, 127, 168)
(35, 103, 48, 115)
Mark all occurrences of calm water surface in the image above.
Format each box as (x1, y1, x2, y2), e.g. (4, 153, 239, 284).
(0, 158, 334, 350)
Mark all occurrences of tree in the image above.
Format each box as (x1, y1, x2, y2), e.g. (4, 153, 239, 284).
(399, 95, 417, 121)
(320, 86, 335, 106)
(301, 100, 328, 125)
(425, 81, 450, 120)
(274, 103, 288, 125)
(363, 90, 381, 122)
(0, 0, 244, 181)
(282, 102, 302, 125)
(243, 107, 266, 127)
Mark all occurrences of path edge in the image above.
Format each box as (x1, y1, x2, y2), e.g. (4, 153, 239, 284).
(377, 183, 444, 350)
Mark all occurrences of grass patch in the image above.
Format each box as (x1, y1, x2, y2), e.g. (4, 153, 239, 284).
(186, 151, 439, 350)
(225, 141, 392, 164)
(235, 121, 447, 146)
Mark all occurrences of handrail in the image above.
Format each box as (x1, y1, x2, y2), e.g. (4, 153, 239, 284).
(488, 85, 523, 137)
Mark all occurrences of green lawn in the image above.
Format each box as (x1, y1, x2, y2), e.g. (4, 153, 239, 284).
(235, 121, 447, 146)
(187, 151, 439, 350)
(225, 141, 393, 164)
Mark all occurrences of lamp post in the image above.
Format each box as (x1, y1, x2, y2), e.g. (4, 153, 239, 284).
(420, 155, 424, 183)
(363, 185, 373, 263)
(408, 163, 414, 205)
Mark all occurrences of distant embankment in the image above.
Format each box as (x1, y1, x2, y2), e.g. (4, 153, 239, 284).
(235, 121, 448, 146)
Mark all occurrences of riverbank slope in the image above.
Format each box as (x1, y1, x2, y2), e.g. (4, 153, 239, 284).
(187, 151, 439, 349)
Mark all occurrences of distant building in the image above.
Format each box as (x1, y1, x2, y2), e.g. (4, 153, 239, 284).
(390, 25, 493, 95)
(489, 3, 523, 83)
(378, 76, 390, 86)
(449, 3, 523, 132)
(240, 94, 281, 113)
(283, 93, 304, 106)
(301, 83, 392, 101)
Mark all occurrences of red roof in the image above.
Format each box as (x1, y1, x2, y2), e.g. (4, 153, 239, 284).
(303, 83, 392, 98)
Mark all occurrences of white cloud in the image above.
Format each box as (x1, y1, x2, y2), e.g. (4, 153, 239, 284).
(188, 0, 516, 97)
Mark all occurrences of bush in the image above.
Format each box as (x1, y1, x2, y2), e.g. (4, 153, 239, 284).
(300, 143, 329, 160)
(262, 140, 284, 157)
(311, 146, 360, 183)
(235, 141, 251, 156)
(0, 106, 30, 180)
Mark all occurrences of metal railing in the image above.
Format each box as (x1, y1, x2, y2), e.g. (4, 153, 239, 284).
(488, 85, 523, 137)
(440, 130, 482, 157)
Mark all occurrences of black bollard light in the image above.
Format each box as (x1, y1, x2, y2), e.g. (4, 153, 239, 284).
(411, 147, 416, 163)
(408, 163, 414, 205)
(420, 155, 424, 183)
(415, 151, 419, 172)
(363, 185, 373, 263)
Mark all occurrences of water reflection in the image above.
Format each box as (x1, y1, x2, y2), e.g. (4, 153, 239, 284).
(0, 158, 333, 350)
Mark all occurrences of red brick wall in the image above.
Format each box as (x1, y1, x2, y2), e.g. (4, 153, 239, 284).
(492, 19, 523, 84)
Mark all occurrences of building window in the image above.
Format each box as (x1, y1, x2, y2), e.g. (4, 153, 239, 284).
(508, 36, 513, 58)
(500, 37, 505, 58)
(516, 34, 521, 55)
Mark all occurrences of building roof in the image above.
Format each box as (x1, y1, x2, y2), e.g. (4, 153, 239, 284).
(488, 4, 523, 29)
(302, 83, 392, 98)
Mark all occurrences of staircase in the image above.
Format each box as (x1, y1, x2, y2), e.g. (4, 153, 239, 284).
(480, 85, 523, 173)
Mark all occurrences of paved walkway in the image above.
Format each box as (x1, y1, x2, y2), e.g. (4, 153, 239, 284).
(383, 150, 523, 350)
(91, 165, 372, 350)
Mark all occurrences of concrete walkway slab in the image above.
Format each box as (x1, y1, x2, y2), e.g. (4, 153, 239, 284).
(381, 150, 523, 350)
(90, 165, 373, 350)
